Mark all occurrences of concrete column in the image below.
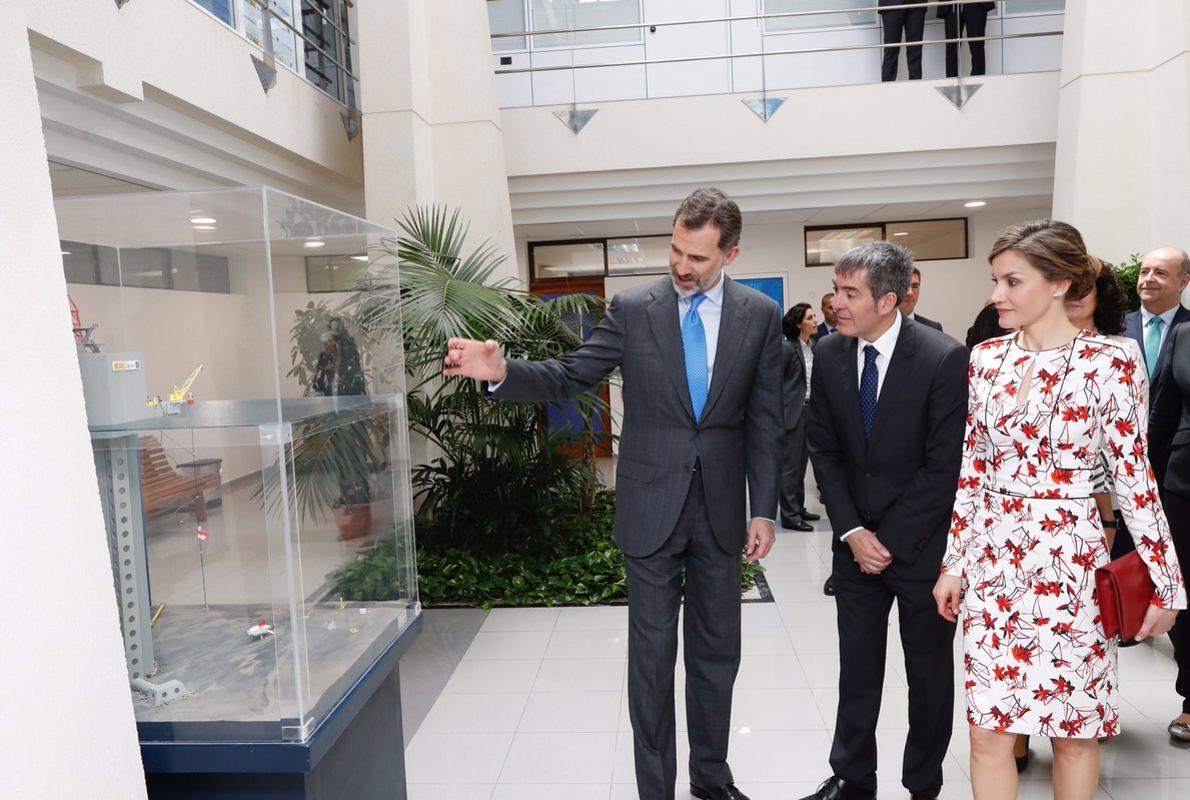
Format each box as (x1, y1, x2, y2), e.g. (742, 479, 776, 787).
(1053, 0, 1190, 263)
(357, 0, 517, 281)
(0, 5, 146, 798)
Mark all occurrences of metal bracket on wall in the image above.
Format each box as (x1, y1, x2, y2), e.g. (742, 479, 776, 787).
(936, 82, 982, 109)
(252, 54, 278, 93)
(742, 97, 787, 122)
(554, 108, 597, 134)
(341, 109, 361, 141)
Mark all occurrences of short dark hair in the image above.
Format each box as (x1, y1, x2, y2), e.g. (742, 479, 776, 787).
(911, 267, 922, 279)
(820, 292, 834, 305)
(1086, 260, 1128, 335)
(835, 241, 914, 305)
(674, 187, 742, 251)
(783, 302, 813, 340)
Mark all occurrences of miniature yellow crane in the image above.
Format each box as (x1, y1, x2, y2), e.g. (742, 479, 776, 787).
(147, 365, 203, 413)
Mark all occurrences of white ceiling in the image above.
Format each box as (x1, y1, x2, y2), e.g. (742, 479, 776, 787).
(48, 160, 158, 197)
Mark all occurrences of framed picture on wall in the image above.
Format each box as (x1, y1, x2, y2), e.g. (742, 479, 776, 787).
(734, 274, 786, 310)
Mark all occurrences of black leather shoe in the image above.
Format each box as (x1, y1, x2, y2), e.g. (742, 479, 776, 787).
(823, 576, 835, 596)
(798, 776, 874, 800)
(802, 511, 821, 521)
(690, 781, 750, 800)
(784, 518, 813, 532)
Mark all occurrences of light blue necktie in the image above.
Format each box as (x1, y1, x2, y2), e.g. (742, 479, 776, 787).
(683, 294, 709, 421)
(1145, 315, 1165, 373)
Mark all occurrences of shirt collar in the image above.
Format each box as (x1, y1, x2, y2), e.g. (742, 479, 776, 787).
(1142, 305, 1179, 327)
(861, 311, 903, 360)
(683, 274, 726, 307)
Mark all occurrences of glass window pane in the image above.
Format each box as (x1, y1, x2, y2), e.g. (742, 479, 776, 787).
(531, 0, 642, 48)
(170, 251, 232, 293)
(118, 248, 171, 289)
(61, 241, 99, 285)
(305, 254, 370, 292)
(805, 226, 883, 267)
(886, 219, 967, 261)
(765, 0, 877, 32)
(301, 0, 343, 98)
(489, 0, 527, 51)
(530, 241, 606, 280)
(1003, 0, 1065, 15)
(192, 0, 234, 25)
(243, 0, 299, 70)
(606, 236, 669, 276)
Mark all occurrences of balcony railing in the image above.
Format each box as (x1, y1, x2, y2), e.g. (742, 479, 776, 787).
(489, 1, 1066, 108)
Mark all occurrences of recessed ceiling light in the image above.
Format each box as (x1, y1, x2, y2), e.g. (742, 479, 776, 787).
(303, 241, 326, 248)
(350, 255, 369, 262)
(892, 231, 909, 237)
(964, 201, 987, 208)
(192, 225, 216, 231)
(61, 250, 72, 256)
(190, 217, 216, 224)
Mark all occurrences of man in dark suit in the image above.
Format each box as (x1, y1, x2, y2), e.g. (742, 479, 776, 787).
(813, 292, 839, 342)
(444, 188, 782, 800)
(1151, 323, 1190, 742)
(879, 0, 928, 82)
(902, 267, 944, 332)
(1124, 246, 1190, 399)
(937, 1, 995, 77)
(802, 242, 967, 800)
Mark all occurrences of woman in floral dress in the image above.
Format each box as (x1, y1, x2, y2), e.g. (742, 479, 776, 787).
(932, 220, 1186, 800)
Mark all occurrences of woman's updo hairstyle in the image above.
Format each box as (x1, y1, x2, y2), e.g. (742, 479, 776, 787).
(988, 219, 1099, 301)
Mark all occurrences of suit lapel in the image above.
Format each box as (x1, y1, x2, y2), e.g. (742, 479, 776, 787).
(702, 277, 749, 422)
(645, 281, 696, 424)
(1156, 306, 1190, 376)
(1126, 311, 1144, 358)
(867, 319, 917, 455)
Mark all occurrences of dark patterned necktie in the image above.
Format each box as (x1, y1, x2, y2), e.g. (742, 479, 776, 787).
(860, 344, 879, 440)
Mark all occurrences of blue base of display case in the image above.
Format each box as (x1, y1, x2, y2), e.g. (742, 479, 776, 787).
(142, 613, 421, 799)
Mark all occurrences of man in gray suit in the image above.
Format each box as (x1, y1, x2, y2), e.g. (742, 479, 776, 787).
(444, 188, 783, 800)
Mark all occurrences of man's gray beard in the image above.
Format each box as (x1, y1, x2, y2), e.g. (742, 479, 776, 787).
(671, 267, 723, 299)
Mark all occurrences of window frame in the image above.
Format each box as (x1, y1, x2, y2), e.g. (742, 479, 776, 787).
(804, 217, 970, 267)
(528, 233, 673, 285)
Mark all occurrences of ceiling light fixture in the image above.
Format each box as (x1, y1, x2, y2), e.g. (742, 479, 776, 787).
(964, 201, 987, 208)
(190, 217, 216, 225)
(303, 241, 326, 249)
(192, 225, 216, 231)
(61, 250, 72, 256)
(350, 255, 369, 262)
(892, 231, 909, 237)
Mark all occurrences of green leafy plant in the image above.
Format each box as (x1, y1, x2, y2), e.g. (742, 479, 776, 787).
(1110, 253, 1143, 313)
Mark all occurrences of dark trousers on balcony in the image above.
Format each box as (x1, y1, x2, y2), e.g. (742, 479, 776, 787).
(943, 6, 991, 77)
(881, 8, 927, 81)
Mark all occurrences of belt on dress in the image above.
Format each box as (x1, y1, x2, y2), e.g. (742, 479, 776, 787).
(986, 485, 1096, 501)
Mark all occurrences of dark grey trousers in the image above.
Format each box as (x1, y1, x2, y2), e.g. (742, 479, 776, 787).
(625, 472, 742, 799)
(779, 409, 809, 521)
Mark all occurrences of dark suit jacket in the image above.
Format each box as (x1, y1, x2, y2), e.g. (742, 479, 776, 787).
(912, 313, 943, 333)
(1150, 323, 1190, 501)
(812, 322, 836, 344)
(807, 317, 968, 579)
(1125, 304, 1190, 400)
(936, 1, 995, 18)
(782, 337, 808, 430)
(492, 276, 784, 558)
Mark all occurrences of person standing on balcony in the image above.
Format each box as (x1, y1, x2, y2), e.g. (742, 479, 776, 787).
(443, 188, 783, 800)
(938, 1, 995, 78)
(879, 0, 929, 81)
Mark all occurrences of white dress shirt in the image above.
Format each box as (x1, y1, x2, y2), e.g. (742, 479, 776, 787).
(678, 275, 725, 385)
(841, 311, 904, 542)
(800, 338, 814, 400)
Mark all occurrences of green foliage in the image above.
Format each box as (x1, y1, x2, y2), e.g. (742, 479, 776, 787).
(1110, 253, 1143, 313)
(331, 492, 765, 608)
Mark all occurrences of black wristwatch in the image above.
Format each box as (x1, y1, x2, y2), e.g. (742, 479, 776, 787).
(1102, 520, 1118, 529)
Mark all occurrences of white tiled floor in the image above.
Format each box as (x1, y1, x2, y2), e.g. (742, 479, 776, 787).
(404, 518, 1190, 799)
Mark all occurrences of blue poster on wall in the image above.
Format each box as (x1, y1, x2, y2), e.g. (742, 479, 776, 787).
(737, 277, 784, 310)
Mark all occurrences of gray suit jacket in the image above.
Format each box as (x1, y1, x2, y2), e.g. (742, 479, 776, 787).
(782, 338, 808, 430)
(492, 276, 784, 558)
(1125, 304, 1190, 401)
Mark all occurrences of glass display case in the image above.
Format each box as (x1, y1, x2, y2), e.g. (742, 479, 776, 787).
(56, 187, 418, 746)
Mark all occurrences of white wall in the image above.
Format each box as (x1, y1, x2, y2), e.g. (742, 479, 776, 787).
(494, 1, 1066, 107)
(0, 5, 146, 797)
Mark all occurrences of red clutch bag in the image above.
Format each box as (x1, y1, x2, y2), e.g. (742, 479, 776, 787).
(1095, 550, 1156, 642)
